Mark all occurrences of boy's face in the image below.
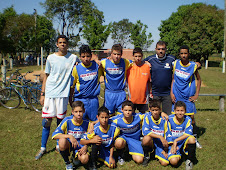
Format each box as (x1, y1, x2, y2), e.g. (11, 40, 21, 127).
(80, 52, 92, 66)
(98, 112, 109, 127)
(179, 49, 189, 62)
(133, 52, 143, 64)
(111, 50, 122, 63)
(122, 105, 133, 119)
(174, 106, 186, 119)
(150, 107, 161, 120)
(56, 38, 68, 52)
(155, 44, 166, 58)
(72, 106, 84, 121)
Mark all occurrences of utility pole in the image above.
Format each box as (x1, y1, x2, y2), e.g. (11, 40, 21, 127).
(34, 9, 37, 57)
(223, 0, 226, 73)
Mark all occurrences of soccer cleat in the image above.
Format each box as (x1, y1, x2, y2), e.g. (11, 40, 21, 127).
(142, 157, 150, 167)
(185, 159, 193, 170)
(118, 157, 125, 166)
(35, 149, 46, 160)
(55, 146, 60, 153)
(195, 139, 202, 149)
(65, 163, 73, 170)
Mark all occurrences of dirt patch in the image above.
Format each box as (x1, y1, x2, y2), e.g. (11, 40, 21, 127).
(24, 70, 45, 82)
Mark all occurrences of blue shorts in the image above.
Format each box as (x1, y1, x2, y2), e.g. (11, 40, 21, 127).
(154, 143, 169, 164)
(118, 135, 144, 157)
(104, 90, 126, 115)
(168, 136, 194, 161)
(74, 97, 99, 121)
(68, 139, 83, 157)
(97, 145, 112, 168)
(172, 100, 196, 115)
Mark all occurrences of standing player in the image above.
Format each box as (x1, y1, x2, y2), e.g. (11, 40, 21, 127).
(80, 106, 120, 169)
(171, 45, 202, 148)
(100, 44, 132, 116)
(52, 101, 90, 170)
(127, 47, 151, 113)
(168, 101, 197, 170)
(35, 35, 80, 160)
(70, 45, 101, 121)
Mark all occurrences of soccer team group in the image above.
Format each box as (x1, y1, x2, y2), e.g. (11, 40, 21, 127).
(35, 35, 202, 170)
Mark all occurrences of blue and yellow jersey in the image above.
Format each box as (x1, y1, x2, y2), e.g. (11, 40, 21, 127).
(100, 58, 131, 91)
(82, 121, 120, 148)
(113, 113, 145, 140)
(172, 60, 197, 101)
(71, 60, 101, 98)
(52, 116, 90, 143)
(168, 114, 193, 142)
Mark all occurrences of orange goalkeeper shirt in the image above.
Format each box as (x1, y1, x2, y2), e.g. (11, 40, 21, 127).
(127, 63, 151, 104)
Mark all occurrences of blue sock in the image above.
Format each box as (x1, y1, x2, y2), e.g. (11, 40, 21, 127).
(41, 126, 50, 148)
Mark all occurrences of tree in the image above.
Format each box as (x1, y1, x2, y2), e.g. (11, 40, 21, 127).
(82, 16, 111, 50)
(41, 0, 104, 39)
(159, 3, 224, 61)
(130, 20, 153, 50)
(111, 19, 133, 48)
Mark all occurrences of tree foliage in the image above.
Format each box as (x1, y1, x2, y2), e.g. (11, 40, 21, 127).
(130, 20, 153, 50)
(41, 0, 104, 39)
(111, 19, 133, 48)
(159, 3, 224, 61)
(82, 16, 111, 50)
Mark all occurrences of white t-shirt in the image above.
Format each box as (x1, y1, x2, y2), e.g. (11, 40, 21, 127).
(45, 52, 79, 98)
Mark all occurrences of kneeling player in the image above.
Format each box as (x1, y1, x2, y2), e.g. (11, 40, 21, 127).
(52, 101, 90, 170)
(113, 100, 145, 165)
(142, 99, 171, 167)
(168, 101, 196, 170)
(80, 106, 120, 169)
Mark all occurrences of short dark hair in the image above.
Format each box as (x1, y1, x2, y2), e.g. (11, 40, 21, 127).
(98, 106, 110, 116)
(79, 45, 92, 56)
(149, 99, 161, 109)
(174, 101, 186, 111)
(122, 100, 134, 110)
(111, 44, 123, 54)
(156, 41, 166, 48)
(179, 45, 189, 53)
(57, 35, 69, 42)
(72, 101, 85, 110)
(133, 47, 143, 56)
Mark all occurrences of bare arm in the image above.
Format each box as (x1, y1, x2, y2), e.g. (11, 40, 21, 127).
(80, 135, 102, 146)
(170, 134, 189, 154)
(170, 74, 176, 103)
(189, 70, 201, 102)
(109, 145, 116, 168)
(53, 134, 79, 148)
(69, 88, 74, 107)
(148, 133, 168, 148)
(40, 73, 49, 106)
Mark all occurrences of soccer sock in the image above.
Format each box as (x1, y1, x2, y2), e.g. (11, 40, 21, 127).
(56, 118, 63, 147)
(91, 144, 100, 166)
(187, 143, 196, 162)
(116, 148, 125, 159)
(192, 123, 198, 136)
(142, 145, 151, 158)
(60, 148, 70, 165)
(41, 126, 50, 148)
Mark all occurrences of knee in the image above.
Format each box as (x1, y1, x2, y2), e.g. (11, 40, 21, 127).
(42, 118, 52, 128)
(159, 160, 168, 167)
(133, 156, 143, 164)
(169, 158, 179, 166)
(115, 139, 125, 149)
(58, 138, 69, 151)
(188, 137, 196, 144)
(79, 154, 89, 164)
(142, 135, 152, 146)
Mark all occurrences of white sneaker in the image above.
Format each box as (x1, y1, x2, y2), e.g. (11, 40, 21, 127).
(195, 139, 202, 149)
(118, 157, 125, 165)
(65, 163, 73, 170)
(185, 160, 193, 170)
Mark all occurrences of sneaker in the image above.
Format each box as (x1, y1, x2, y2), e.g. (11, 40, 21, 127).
(195, 139, 202, 149)
(35, 149, 46, 160)
(142, 157, 150, 167)
(185, 160, 193, 170)
(65, 163, 73, 170)
(118, 157, 125, 166)
(55, 146, 60, 153)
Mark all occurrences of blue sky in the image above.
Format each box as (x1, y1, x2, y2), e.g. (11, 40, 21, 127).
(0, 0, 224, 50)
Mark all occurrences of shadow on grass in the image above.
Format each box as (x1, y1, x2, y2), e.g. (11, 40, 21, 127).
(197, 108, 219, 111)
(197, 126, 206, 138)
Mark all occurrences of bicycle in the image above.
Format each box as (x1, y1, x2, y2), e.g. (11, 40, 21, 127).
(0, 72, 42, 112)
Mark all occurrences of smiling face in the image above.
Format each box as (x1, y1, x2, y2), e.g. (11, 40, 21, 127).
(111, 50, 122, 63)
(179, 49, 189, 62)
(56, 38, 68, 53)
(72, 106, 84, 122)
(80, 52, 92, 66)
(174, 106, 186, 120)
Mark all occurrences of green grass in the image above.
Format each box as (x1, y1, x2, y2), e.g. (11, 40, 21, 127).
(0, 66, 226, 169)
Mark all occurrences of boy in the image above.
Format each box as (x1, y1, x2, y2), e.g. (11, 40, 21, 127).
(70, 45, 101, 121)
(52, 101, 90, 170)
(113, 100, 145, 165)
(127, 47, 151, 113)
(35, 35, 80, 160)
(168, 101, 196, 170)
(100, 44, 132, 116)
(142, 99, 171, 167)
(80, 106, 120, 169)
(171, 45, 202, 148)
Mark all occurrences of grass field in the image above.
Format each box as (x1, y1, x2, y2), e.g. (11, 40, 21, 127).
(0, 66, 226, 170)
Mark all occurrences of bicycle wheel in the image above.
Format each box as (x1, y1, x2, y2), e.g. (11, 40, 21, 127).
(28, 88, 42, 113)
(0, 88, 21, 109)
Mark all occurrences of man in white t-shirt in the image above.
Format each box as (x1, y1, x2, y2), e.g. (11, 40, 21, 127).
(35, 35, 80, 160)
